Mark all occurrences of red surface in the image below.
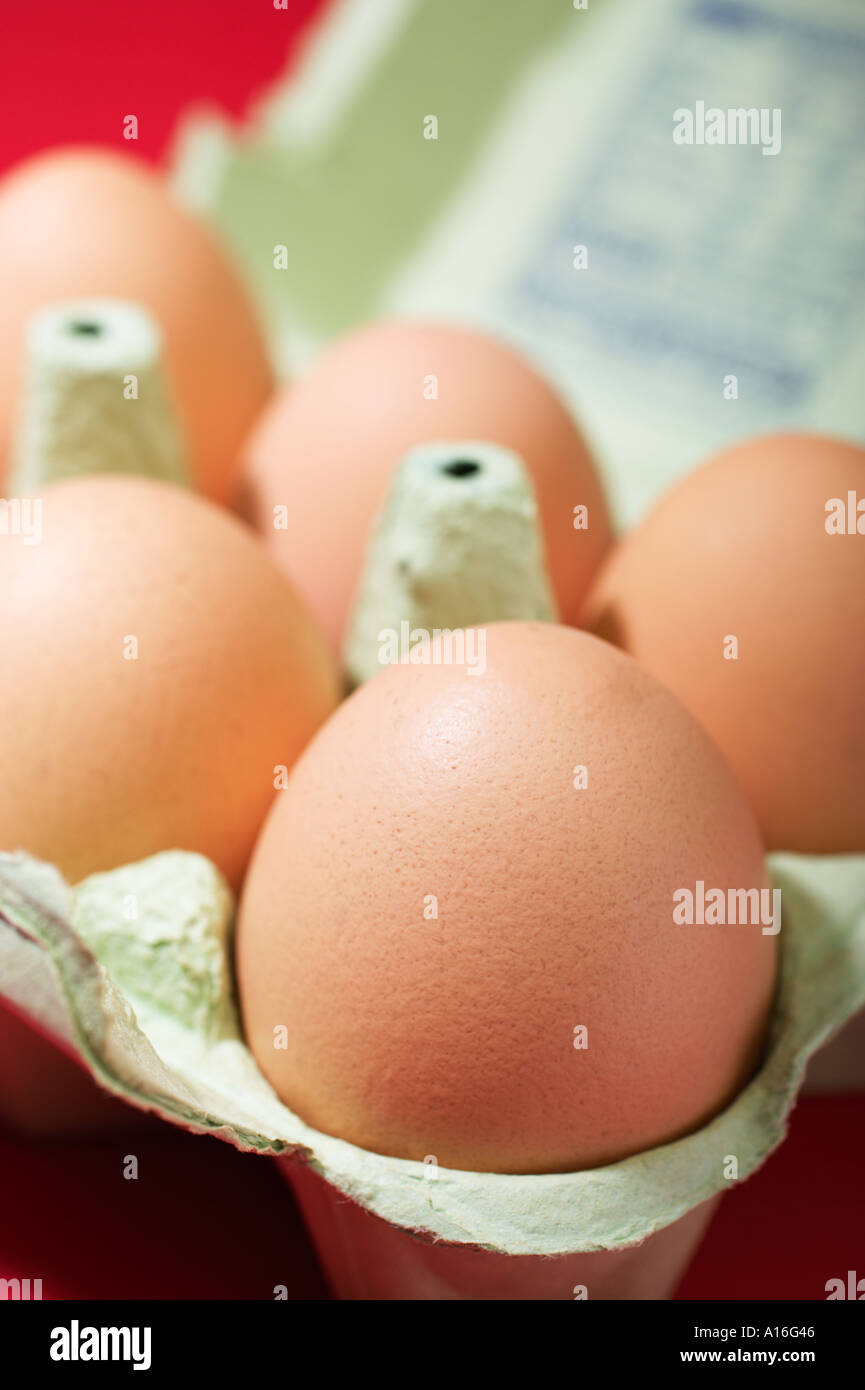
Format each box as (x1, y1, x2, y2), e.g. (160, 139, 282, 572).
(0, 0, 326, 176)
(0, 0, 862, 1301)
(677, 1094, 865, 1301)
(0, 1117, 328, 1300)
(0, 1095, 862, 1299)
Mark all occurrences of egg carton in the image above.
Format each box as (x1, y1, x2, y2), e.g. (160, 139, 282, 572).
(1, 845, 863, 1300)
(2, 289, 862, 1300)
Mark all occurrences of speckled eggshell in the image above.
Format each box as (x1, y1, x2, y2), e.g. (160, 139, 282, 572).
(242, 321, 612, 653)
(237, 623, 777, 1175)
(584, 433, 865, 854)
(0, 475, 339, 890)
(0, 147, 273, 503)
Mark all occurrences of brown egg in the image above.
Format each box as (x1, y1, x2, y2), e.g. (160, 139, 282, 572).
(583, 433, 865, 853)
(0, 147, 272, 503)
(237, 623, 776, 1174)
(0, 476, 339, 889)
(242, 321, 612, 653)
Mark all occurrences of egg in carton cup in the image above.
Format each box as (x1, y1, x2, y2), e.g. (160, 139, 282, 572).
(0, 299, 339, 1133)
(0, 843, 863, 1299)
(0, 291, 185, 1136)
(579, 430, 865, 1098)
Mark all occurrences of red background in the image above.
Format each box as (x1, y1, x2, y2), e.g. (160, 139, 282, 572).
(0, 0, 324, 176)
(0, 0, 862, 1301)
(1, 1093, 863, 1300)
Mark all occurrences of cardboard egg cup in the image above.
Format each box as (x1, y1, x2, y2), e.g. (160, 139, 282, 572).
(1, 847, 863, 1301)
(279, 1159, 722, 1301)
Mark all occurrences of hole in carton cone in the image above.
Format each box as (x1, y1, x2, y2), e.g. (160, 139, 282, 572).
(442, 459, 481, 478)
